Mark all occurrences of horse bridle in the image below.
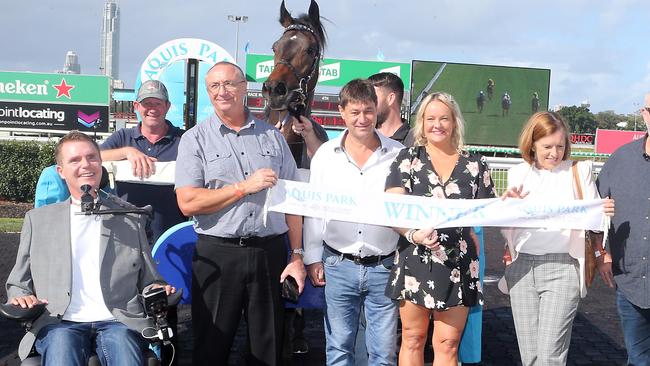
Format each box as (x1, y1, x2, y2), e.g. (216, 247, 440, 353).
(274, 23, 321, 111)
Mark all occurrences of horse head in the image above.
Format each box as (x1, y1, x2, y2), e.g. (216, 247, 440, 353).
(262, 0, 325, 121)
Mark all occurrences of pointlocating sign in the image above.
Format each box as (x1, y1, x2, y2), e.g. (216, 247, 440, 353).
(0, 101, 109, 133)
(595, 129, 647, 154)
(245, 54, 411, 88)
(0, 72, 110, 133)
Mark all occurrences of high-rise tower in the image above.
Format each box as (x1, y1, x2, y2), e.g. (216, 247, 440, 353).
(62, 51, 81, 74)
(100, 1, 120, 80)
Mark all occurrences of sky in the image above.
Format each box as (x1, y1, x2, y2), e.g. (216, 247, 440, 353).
(2, 0, 650, 114)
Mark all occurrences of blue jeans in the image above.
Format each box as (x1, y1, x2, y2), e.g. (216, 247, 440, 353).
(323, 246, 397, 366)
(617, 289, 650, 365)
(35, 320, 146, 366)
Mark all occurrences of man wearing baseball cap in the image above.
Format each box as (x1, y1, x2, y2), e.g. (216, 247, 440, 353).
(100, 79, 186, 243)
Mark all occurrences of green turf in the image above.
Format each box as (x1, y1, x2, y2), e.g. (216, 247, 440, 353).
(410, 61, 551, 147)
(0, 218, 23, 233)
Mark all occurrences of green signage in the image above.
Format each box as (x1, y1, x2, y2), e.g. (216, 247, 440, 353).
(0, 72, 110, 105)
(245, 54, 411, 88)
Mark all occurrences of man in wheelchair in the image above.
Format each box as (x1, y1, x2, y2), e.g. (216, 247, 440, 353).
(5, 131, 175, 365)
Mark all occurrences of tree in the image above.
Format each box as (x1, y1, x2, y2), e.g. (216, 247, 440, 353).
(558, 106, 597, 134)
(594, 110, 622, 130)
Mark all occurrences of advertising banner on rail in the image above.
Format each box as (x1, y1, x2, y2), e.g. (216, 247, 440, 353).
(595, 129, 647, 154)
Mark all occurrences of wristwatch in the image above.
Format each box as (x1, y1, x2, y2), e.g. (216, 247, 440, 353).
(290, 248, 305, 257)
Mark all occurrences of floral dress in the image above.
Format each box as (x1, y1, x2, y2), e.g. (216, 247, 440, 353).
(384, 146, 496, 310)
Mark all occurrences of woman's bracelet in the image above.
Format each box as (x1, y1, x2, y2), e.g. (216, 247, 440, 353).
(405, 229, 417, 244)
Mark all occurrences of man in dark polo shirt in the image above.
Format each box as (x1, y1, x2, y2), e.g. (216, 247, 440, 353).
(101, 80, 186, 243)
(596, 92, 650, 365)
(368, 72, 413, 146)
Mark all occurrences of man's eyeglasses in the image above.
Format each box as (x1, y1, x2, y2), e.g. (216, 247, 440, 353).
(208, 80, 245, 92)
(643, 107, 650, 113)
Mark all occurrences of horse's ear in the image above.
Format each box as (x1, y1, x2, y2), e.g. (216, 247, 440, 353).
(308, 0, 320, 24)
(279, 0, 293, 28)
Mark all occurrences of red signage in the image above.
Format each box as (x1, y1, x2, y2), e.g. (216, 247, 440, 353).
(570, 133, 595, 145)
(595, 129, 647, 154)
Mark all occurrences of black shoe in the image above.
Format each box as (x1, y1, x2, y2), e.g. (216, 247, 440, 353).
(293, 337, 309, 354)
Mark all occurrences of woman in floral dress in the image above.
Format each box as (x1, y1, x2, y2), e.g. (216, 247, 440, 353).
(385, 92, 495, 365)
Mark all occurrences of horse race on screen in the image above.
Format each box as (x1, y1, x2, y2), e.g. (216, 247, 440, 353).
(410, 61, 551, 147)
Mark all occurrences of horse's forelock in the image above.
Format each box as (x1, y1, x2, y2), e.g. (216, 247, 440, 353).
(290, 13, 327, 50)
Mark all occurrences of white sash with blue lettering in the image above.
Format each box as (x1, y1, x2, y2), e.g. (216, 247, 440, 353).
(265, 179, 606, 231)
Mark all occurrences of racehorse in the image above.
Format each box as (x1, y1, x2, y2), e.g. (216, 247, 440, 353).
(477, 91, 486, 113)
(502, 93, 511, 117)
(487, 79, 495, 101)
(262, 0, 326, 163)
(531, 92, 540, 114)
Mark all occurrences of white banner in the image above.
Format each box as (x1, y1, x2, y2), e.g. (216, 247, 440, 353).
(265, 179, 606, 231)
(102, 161, 176, 185)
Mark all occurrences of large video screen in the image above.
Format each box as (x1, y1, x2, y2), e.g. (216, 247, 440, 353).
(410, 61, 551, 147)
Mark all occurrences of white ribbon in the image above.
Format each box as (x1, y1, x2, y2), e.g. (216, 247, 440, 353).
(265, 179, 606, 231)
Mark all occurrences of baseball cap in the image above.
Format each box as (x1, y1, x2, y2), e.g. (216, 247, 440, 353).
(136, 80, 169, 103)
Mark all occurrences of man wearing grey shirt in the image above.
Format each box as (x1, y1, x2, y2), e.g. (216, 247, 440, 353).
(596, 92, 650, 365)
(175, 61, 306, 366)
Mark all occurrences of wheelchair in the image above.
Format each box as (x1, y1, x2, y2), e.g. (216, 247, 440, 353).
(1, 290, 182, 366)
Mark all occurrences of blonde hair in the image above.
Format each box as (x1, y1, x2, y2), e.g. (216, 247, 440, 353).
(518, 111, 571, 164)
(413, 92, 465, 150)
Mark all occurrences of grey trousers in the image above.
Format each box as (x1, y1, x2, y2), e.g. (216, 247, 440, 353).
(504, 253, 580, 366)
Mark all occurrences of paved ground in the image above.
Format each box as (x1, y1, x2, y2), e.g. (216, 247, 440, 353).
(0, 229, 628, 365)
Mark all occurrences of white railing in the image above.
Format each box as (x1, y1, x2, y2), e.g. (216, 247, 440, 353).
(485, 157, 604, 195)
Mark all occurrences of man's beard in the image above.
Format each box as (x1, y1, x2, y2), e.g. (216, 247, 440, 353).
(376, 107, 389, 128)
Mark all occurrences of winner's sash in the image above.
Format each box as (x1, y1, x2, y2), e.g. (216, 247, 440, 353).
(265, 179, 606, 231)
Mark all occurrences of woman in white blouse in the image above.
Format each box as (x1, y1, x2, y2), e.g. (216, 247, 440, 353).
(500, 111, 614, 366)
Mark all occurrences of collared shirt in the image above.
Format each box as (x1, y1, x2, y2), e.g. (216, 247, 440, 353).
(390, 119, 411, 146)
(303, 130, 404, 265)
(100, 120, 186, 243)
(597, 134, 650, 308)
(175, 111, 298, 238)
(100, 120, 184, 162)
(63, 199, 114, 322)
(507, 160, 600, 255)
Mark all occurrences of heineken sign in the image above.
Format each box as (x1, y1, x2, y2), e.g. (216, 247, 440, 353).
(245, 54, 411, 88)
(0, 72, 110, 105)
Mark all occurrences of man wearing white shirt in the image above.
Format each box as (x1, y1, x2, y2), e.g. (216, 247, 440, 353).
(304, 79, 404, 365)
(6, 132, 173, 364)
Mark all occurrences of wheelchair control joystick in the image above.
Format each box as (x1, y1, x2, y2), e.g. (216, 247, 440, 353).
(143, 287, 175, 345)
